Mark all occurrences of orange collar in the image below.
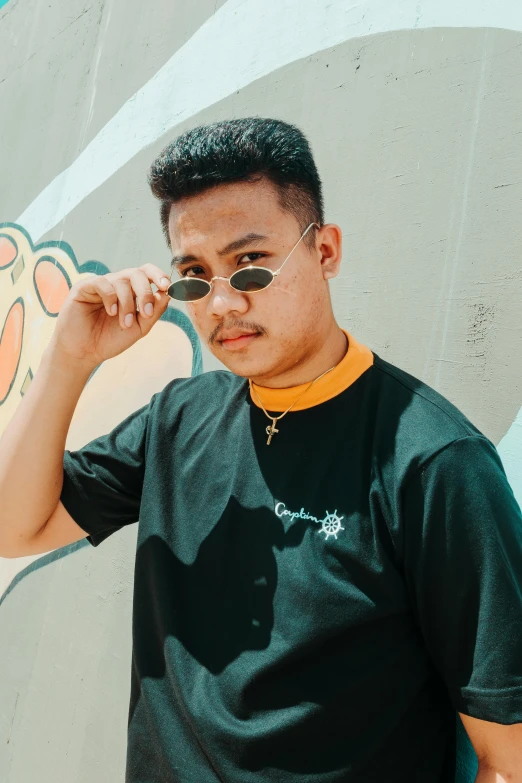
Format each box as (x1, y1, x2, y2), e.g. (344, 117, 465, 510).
(249, 330, 373, 413)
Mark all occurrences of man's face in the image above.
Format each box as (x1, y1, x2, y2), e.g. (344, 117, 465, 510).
(167, 178, 341, 385)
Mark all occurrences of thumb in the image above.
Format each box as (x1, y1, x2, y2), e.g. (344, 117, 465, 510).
(137, 291, 170, 335)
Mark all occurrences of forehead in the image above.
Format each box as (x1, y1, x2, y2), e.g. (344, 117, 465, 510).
(167, 179, 298, 249)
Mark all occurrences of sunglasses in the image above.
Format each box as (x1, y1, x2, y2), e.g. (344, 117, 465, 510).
(167, 222, 319, 302)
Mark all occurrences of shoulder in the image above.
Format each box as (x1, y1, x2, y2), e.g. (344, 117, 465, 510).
(150, 370, 247, 417)
(367, 354, 486, 473)
(371, 355, 479, 435)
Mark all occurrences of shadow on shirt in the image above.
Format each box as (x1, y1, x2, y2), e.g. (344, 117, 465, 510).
(131, 497, 310, 709)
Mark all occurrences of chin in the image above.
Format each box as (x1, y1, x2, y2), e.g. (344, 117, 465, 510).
(211, 343, 274, 380)
(218, 355, 271, 379)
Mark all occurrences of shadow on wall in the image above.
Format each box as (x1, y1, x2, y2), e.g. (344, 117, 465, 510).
(0, 222, 202, 601)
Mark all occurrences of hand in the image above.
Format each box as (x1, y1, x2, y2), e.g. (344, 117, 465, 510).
(48, 264, 172, 369)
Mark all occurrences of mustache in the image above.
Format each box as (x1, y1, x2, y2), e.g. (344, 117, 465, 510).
(208, 319, 268, 346)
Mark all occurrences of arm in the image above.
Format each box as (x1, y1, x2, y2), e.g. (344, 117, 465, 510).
(0, 264, 170, 558)
(402, 436, 522, 758)
(0, 346, 94, 557)
(459, 714, 522, 782)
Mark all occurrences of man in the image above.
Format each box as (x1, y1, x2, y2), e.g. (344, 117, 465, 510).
(0, 118, 521, 782)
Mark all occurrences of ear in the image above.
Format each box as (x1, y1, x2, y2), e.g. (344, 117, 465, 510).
(317, 224, 342, 280)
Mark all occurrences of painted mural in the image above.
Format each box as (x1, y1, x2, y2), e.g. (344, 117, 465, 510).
(0, 0, 521, 780)
(0, 222, 201, 597)
(0, 224, 109, 435)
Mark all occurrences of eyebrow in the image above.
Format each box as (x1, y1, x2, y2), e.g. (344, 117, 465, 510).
(170, 233, 269, 268)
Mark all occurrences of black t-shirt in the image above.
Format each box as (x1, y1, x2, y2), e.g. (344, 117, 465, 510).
(60, 347, 522, 783)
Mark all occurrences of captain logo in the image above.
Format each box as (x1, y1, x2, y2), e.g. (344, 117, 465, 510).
(275, 502, 346, 540)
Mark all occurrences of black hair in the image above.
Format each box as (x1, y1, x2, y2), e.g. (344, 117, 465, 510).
(148, 117, 324, 248)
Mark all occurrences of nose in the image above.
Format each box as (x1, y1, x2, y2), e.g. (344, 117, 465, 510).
(206, 277, 249, 318)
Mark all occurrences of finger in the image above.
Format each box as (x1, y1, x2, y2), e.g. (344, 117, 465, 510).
(139, 263, 172, 291)
(137, 290, 171, 336)
(127, 269, 157, 318)
(108, 265, 171, 294)
(135, 292, 169, 317)
(74, 275, 119, 316)
(112, 278, 136, 329)
(153, 290, 169, 302)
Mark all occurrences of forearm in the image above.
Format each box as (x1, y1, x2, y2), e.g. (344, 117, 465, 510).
(0, 342, 94, 554)
(475, 763, 522, 782)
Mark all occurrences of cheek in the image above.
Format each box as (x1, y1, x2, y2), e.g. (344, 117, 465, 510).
(186, 303, 205, 334)
(275, 272, 326, 329)
(278, 269, 321, 310)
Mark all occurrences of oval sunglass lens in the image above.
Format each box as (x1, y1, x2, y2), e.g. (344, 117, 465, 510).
(231, 268, 274, 293)
(168, 279, 210, 301)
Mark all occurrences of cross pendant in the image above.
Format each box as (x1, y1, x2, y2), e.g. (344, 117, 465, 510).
(266, 420, 279, 445)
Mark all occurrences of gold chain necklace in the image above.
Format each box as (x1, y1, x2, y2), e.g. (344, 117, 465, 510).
(249, 365, 336, 445)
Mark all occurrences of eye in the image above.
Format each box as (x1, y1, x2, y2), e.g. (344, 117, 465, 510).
(238, 253, 266, 265)
(181, 265, 206, 278)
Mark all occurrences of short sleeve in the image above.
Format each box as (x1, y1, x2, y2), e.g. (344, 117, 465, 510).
(60, 399, 153, 547)
(402, 435, 522, 724)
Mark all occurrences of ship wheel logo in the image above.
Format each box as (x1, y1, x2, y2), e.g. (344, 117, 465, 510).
(320, 510, 345, 540)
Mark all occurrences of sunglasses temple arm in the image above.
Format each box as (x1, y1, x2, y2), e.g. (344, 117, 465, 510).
(273, 222, 318, 276)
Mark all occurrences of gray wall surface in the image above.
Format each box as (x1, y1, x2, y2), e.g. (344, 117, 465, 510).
(0, 1, 521, 781)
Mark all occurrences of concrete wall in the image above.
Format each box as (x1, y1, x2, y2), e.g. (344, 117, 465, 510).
(0, 1, 521, 780)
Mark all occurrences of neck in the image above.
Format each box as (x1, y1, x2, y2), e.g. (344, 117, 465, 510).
(251, 323, 348, 389)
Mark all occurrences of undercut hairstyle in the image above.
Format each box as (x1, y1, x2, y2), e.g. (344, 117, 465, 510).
(147, 117, 324, 248)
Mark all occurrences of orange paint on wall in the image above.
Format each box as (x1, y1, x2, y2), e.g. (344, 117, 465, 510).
(0, 236, 17, 268)
(34, 260, 70, 315)
(0, 300, 24, 403)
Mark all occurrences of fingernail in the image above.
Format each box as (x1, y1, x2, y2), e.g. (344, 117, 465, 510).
(125, 313, 133, 327)
(160, 277, 170, 288)
(110, 303, 117, 315)
(144, 302, 154, 316)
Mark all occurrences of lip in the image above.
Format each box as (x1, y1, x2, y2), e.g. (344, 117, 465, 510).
(219, 333, 260, 351)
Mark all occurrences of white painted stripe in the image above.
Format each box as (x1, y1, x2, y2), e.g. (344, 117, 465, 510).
(17, 0, 522, 242)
